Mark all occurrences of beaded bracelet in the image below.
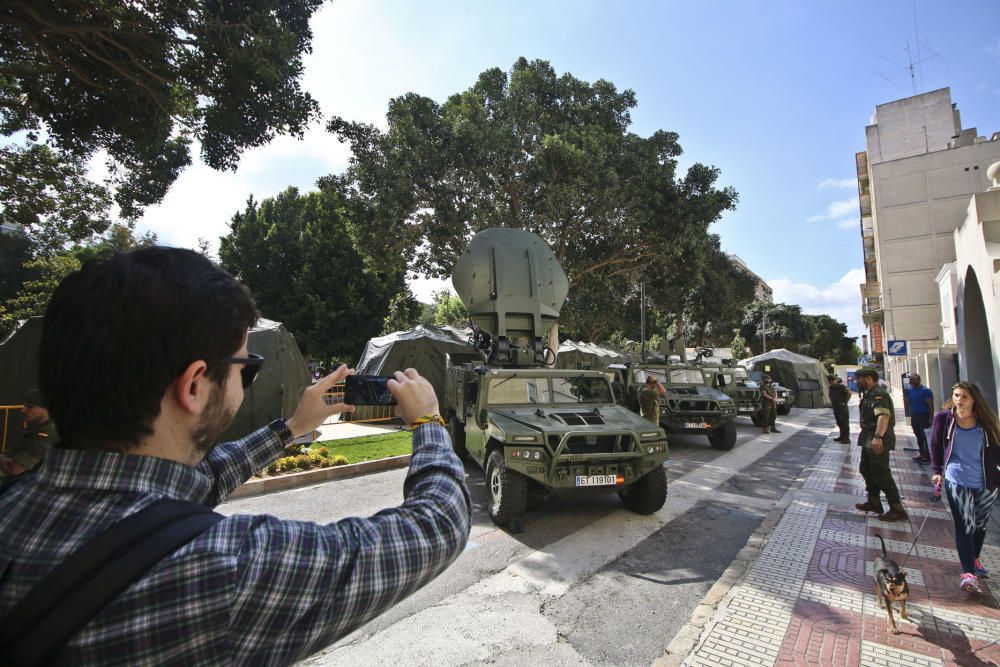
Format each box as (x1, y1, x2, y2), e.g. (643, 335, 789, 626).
(411, 415, 446, 430)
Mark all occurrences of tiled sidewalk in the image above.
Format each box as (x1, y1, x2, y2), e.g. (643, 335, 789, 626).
(686, 416, 1000, 666)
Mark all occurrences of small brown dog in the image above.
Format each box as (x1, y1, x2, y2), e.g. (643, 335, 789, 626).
(873, 534, 910, 634)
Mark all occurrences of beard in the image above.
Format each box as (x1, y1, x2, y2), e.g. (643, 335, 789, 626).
(191, 382, 237, 455)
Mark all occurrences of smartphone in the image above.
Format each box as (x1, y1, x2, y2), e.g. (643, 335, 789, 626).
(344, 375, 397, 406)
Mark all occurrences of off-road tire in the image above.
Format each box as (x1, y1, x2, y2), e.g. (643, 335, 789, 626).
(708, 421, 737, 450)
(448, 416, 468, 459)
(486, 450, 527, 526)
(618, 465, 667, 514)
(776, 404, 792, 416)
(750, 414, 763, 426)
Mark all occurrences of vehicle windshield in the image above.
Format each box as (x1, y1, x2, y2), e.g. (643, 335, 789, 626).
(667, 368, 706, 384)
(487, 377, 550, 404)
(631, 369, 666, 384)
(733, 367, 749, 379)
(486, 376, 613, 405)
(551, 376, 613, 404)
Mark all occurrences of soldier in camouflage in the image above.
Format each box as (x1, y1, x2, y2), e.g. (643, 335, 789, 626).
(0, 388, 56, 477)
(828, 375, 852, 443)
(638, 375, 665, 424)
(854, 368, 908, 522)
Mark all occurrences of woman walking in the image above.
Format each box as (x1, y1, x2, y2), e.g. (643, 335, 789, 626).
(930, 381, 1000, 594)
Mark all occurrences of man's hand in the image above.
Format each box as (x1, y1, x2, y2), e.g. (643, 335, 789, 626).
(872, 437, 884, 455)
(389, 368, 440, 427)
(286, 365, 356, 438)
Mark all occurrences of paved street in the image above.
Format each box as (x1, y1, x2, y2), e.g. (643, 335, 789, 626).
(218, 404, 1000, 665)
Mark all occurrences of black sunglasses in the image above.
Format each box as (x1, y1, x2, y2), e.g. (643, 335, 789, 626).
(219, 353, 265, 388)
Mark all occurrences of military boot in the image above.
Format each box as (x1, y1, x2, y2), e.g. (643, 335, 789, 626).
(762, 426, 770, 434)
(855, 499, 883, 513)
(880, 503, 909, 523)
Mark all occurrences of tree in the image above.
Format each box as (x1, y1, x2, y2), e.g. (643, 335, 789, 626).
(800, 314, 858, 365)
(69, 222, 158, 265)
(1, 0, 323, 220)
(0, 253, 81, 335)
(382, 289, 422, 334)
(326, 58, 737, 345)
(0, 144, 113, 252)
(682, 235, 758, 347)
(739, 301, 811, 355)
(219, 187, 403, 362)
(0, 228, 35, 306)
(430, 290, 468, 327)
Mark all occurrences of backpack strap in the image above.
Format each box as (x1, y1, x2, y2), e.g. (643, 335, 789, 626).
(0, 498, 223, 667)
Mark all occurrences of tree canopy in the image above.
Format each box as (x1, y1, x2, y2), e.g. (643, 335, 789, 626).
(219, 187, 404, 363)
(1, 0, 323, 222)
(326, 58, 738, 293)
(739, 300, 858, 365)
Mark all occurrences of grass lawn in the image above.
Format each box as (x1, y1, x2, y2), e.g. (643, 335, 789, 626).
(315, 430, 412, 464)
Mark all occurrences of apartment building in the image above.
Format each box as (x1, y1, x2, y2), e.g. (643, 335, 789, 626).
(856, 88, 1000, 407)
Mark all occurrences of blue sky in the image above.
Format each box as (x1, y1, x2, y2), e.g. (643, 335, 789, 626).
(132, 0, 1000, 342)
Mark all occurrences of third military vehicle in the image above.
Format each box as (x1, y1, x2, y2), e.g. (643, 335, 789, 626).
(443, 229, 669, 527)
(692, 351, 761, 422)
(613, 359, 738, 451)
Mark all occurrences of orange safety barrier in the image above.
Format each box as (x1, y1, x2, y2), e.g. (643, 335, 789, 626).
(321, 385, 398, 426)
(1, 405, 24, 454)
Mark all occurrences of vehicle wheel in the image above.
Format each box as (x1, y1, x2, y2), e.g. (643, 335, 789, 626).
(486, 450, 527, 526)
(750, 413, 763, 426)
(618, 465, 667, 514)
(708, 421, 737, 451)
(776, 404, 792, 416)
(526, 480, 547, 510)
(447, 416, 468, 459)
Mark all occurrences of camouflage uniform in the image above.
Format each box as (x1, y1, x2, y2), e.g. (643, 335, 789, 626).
(6, 419, 55, 473)
(857, 384, 901, 513)
(829, 382, 851, 442)
(638, 386, 660, 424)
(759, 380, 777, 433)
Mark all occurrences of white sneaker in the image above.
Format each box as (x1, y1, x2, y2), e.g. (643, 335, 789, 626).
(960, 573, 982, 594)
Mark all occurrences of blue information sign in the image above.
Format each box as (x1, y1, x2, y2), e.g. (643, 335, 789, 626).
(887, 340, 908, 356)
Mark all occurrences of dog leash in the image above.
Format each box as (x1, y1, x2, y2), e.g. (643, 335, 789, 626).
(896, 508, 932, 571)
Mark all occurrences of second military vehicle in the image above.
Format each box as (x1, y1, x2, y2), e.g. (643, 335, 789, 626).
(613, 360, 738, 451)
(443, 229, 669, 527)
(747, 369, 795, 419)
(692, 352, 761, 422)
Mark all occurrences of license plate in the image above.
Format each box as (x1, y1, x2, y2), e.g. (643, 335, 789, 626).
(576, 474, 621, 487)
(684, 422, 708, 429)
(738, 406, 755, 412)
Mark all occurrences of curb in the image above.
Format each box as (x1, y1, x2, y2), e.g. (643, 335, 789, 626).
(227, 455, 412, 500)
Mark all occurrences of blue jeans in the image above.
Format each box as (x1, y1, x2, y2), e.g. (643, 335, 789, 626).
(944, 479, 998, 574)
(911, 412, 931, 459)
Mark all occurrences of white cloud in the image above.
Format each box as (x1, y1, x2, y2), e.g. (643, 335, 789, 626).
(767, 268, 867, 342)
(408, 275, 452, 303)
(818, 177, 856, 189)
(808, 196, 859, 223)
(836, 218, 858, 230)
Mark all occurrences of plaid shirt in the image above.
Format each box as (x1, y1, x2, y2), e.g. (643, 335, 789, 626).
(0, 423, 470, 665)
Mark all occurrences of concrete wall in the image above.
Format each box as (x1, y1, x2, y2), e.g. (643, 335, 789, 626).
(865, 88, 958, 164)
(870, 138, 1000, 361)
(953, 187, 1000, 414)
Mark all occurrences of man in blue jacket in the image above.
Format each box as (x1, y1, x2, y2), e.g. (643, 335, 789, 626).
(905, 373, 934, 464)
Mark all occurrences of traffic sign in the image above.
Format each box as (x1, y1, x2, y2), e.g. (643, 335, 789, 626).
(887, 340, 908, 356)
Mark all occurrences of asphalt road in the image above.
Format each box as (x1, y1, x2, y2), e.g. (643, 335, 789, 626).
(219, 409, 835, 665)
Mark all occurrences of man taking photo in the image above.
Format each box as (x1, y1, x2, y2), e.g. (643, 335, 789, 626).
(0, 247, 471, 665)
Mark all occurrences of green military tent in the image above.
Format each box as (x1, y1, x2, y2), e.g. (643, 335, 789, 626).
(741, 348, 830, 408)
(0, 315, 309, 445)
(355, 325, 481, 405)
(555, 340, 642, 370)
(218, 318, 311, 442)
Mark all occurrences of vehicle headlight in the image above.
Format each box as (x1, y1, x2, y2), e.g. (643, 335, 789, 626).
(641, 431, 660, 439)
(513, 435, 539, 443)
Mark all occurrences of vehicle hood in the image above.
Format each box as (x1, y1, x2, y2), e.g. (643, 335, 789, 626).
(662, 386, 733, 402)
(488, 405, 655, 434)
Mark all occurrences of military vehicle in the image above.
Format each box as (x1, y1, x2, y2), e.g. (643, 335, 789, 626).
(747, 369, 795, 418)
(443, 229, 669, 527)
(612, 359, 738, 451)
(691, 351, 761, 421)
